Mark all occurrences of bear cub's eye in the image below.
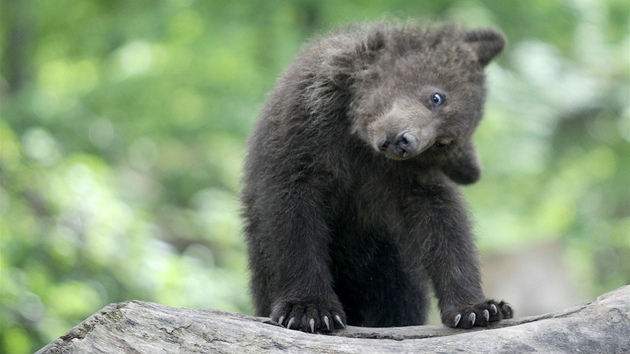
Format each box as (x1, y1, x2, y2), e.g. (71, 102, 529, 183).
(434, 138, 452, 148)
(431, 92, 445, 108)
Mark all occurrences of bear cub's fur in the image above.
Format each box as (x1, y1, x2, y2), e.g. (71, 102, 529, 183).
(241, 21, 513, 333)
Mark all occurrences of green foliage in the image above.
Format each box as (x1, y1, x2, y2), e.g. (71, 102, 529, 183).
(0, 0, 628, 353)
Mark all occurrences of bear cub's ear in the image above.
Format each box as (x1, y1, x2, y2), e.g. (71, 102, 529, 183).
(465, 29, 506, 66)
(365, 30, 386, 52)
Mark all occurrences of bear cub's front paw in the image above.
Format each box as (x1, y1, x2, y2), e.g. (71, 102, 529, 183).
(270, 300, 346, 333)
(442, 300, 513, 329)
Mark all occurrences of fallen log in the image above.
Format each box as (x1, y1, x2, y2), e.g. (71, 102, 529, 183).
(37, 285, 630, 353)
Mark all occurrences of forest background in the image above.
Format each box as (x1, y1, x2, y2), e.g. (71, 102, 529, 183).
(1, 1, 628, 353)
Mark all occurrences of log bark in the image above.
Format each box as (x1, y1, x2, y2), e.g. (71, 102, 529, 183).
(37, 285, 630, 353)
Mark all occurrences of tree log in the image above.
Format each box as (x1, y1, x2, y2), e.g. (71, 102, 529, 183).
(37, 285, 630, 353)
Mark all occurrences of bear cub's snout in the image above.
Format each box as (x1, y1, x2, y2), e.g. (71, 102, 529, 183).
(378, 130, 419, 159)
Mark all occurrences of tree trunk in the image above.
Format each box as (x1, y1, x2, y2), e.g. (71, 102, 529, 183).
(37, 286, 630, 353)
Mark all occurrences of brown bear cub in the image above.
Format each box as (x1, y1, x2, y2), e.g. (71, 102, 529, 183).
(241, 21, 513, 333)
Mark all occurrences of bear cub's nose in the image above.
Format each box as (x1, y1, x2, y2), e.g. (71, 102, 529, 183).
(378, 131, 419, 158)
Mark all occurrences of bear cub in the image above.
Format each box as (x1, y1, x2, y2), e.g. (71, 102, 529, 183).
(241, 21, 513, 333)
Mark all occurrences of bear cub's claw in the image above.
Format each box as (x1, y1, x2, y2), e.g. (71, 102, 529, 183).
(271, 301, 346, 333)
(443, 300, 513, 329)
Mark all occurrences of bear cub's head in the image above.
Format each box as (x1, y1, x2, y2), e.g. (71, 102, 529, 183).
(337, 23, 505, 180)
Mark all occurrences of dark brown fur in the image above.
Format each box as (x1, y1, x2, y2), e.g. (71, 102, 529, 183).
(241, 21, 513, 333)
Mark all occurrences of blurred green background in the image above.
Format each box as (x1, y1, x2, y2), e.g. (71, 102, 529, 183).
(1, 0, 628, 352)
